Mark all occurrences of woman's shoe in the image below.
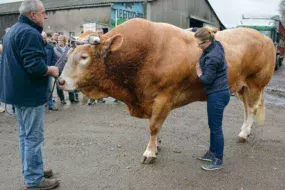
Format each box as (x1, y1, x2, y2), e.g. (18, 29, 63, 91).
(201, 158, 223, 170)
(198, 151, 214, 162)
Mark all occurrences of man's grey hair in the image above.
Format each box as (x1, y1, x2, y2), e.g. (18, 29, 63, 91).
(19, 0, 42, 16)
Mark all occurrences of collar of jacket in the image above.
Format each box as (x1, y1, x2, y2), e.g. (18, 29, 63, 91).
(203, 40, 216, 54)
(18, 15, 43, 34)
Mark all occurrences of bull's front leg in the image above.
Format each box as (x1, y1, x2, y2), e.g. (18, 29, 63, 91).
(142, 135, 159, 164)
(141, 95, 171, 164)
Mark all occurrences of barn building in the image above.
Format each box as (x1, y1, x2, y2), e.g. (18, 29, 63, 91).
(0, 0, 225, 39)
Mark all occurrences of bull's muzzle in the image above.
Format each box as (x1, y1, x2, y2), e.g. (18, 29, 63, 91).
(58, 77, 65, 86)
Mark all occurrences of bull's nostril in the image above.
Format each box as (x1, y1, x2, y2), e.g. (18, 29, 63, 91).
(58, 78, 65, 85)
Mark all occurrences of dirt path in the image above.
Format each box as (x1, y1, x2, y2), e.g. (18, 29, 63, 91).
(0, 67, 285, 190)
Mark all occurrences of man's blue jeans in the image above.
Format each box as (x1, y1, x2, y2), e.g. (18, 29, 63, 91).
(14, 105, 45, 187)
(207, 89, 230, 160)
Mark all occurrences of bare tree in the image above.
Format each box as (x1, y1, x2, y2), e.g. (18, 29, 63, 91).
(279, 0, 285, 24)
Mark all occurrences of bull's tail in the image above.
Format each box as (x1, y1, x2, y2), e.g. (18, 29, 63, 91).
(255, 90, 265, 125)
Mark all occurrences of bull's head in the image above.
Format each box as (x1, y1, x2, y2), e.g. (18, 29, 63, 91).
(58, 31, 123, 99)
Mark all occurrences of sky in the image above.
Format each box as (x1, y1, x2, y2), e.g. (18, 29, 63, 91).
(0, 0, 282, 28)
(209, 0, 281, 28)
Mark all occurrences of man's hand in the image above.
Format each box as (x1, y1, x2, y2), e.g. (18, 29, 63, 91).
(196, 62, 202, 78)
(44, 66, 59, 78)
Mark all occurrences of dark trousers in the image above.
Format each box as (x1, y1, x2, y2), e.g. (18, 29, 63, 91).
(56, 85, 74, 102)
(74, 90, 79, 100)
(207, 89, 230, 160)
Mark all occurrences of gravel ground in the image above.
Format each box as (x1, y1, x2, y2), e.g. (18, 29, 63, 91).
(0, 66, 285, 190)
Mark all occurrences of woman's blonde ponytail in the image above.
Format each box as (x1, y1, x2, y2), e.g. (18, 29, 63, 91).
(194, 26, 218, 42)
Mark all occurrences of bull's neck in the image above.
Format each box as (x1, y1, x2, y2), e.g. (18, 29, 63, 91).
(90, 59, 136, 105)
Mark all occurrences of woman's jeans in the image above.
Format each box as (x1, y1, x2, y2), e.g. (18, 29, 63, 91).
(14, 105, 45, 187)
(207, 89, 230, 160)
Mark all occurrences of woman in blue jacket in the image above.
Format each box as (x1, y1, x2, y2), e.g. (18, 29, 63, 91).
(195, 27, 230, 170)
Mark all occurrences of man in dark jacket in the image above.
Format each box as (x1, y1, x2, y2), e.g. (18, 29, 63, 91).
(42, 31, 58, 111)
(0, 0, 60, 189)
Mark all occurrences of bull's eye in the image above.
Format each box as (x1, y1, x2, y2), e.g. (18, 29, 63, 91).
(81, 54, 88, 60)
(79, 53, 89, 66)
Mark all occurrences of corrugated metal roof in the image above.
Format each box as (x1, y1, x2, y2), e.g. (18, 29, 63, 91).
(0, 0, 152, 15)
(0, 1, 21, 15)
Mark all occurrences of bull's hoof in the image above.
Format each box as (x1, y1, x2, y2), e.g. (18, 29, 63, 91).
(157, 146, 161, 152)
(238, 131, 249, 143)
(141, 156, 156, 164)
(237, 137, 247, 143)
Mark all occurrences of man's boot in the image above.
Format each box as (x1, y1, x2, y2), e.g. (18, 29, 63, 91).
(44, 169, 53, 178)
(25, 178, 59, 190)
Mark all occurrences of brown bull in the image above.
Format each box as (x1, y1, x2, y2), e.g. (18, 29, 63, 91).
(59, 18, 275, 164)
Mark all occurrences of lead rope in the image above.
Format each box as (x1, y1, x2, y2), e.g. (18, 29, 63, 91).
(48, 47, 73, 101)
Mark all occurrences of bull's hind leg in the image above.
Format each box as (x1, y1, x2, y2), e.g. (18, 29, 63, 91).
(141, 95, 171, 164)
(236, 87, 248, 126)
(236, 87, 251, 142)
(237, 87, 264, 142)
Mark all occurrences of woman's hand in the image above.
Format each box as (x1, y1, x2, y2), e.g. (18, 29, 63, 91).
(196, 62, 202, 77)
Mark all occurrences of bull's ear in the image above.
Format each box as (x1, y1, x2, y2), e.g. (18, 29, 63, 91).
(104, 34, 123, 52)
